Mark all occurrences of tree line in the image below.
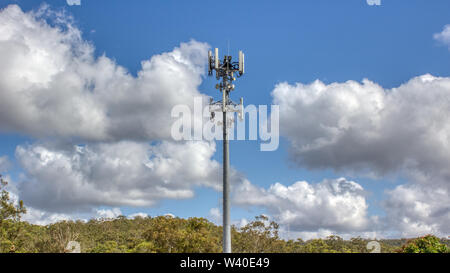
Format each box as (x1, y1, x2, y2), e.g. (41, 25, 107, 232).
(1, 175, 448, 253)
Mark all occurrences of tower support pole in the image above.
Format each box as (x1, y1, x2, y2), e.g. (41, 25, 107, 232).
(223, 108, 231, 253)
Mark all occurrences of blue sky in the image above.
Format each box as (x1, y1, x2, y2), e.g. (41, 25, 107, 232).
(0, 0, 449, 239)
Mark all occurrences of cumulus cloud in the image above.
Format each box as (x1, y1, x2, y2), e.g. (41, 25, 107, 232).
(233, 177, 449, 239)
(233, 178, 371, 233)
(15, 140, 221, 213)
(4, 178, 77, 225)
(0, 155, 11, 173)
(0, 5, 209, 141)
(383, 185, 449, 238)
(208, 207, 221, 224)
(22, 207, 76, 225)
(366, 0, 381, 6)
(8, 178, 146, 225)
(66, 0, 81, 6)
(128, 212, 148, 219)
(434, 24, 450, 49)
(272, 74, 450, 237)
(273, 75, 450, 189)
(95, 207, 122, 219)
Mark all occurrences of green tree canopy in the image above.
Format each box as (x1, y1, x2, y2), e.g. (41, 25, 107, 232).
(400, 235, 448, 253)
(0, 175, 27, 252)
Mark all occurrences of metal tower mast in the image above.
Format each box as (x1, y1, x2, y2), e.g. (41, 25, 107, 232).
(208, 48, 244, 253)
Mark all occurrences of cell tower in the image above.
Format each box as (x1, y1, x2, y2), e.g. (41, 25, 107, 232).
(208, 47, 244, 253)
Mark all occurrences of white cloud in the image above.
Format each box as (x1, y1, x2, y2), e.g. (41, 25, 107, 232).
(7, 173, 152, 225)
(95, 208, 122, 219)
(128, 212, 148, 219)
(0, 5, 209, 141)
(4, 178, 78, 225)
(15, 140, 221, 213)
(284, 229, 381, 241)
(22, 207, 76, 225)
(0, 155, 11, 173)
(383, 185, 449, 238)
(10, 181, 147, 225)
(233, 178, 370, 233)
(66, 0, 81, 6)
(434, 24, 450, 49)
(366, 0, 381, 6)
(273, 75, 450, 190)
(208, 207, 221, 224)
(272, 75, 450, 237)
(235, 218, 249, 229)
(234, 176, 448, 239)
